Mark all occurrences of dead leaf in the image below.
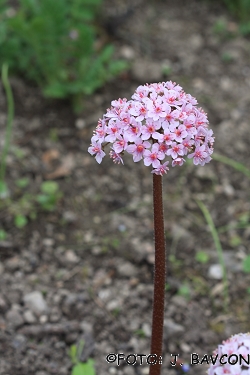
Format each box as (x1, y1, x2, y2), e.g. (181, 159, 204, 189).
(45, 154, 75, 179)
(42, 149, 60, 167)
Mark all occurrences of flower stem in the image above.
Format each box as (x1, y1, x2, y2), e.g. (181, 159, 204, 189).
(149, 174, 166, 375)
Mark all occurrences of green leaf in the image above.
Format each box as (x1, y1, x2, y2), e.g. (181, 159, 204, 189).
(72, 359, 96, 375)
(0, 229, 7, 240)
(14, 214, 28, 228)
(41, 181, 59, 195)
(195, 251, 209, 264)
(178, 284, 191, 300)
(16, 177, 30, 188)
(243, 255, 250, 273)
(69, 344, 78, 364)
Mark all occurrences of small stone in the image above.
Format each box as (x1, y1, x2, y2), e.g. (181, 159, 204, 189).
(63, 211, 77, 222)
(180, 342, 191, 353)
(43, 238, 55, 247)
(119, 45, 135, 60)
(0, 261, 4, 275)
(80, 321, 93, 334)
(23, 291, 48, 316)
(108, 367, 117, 374)
(0, 294, 7, 312)
(5, 256, 20, 271)
(170, 295, 187, 308)
(141, 322, 151, 338)
(117, 261, 137, 277)
(39, 315, 48, 324)
(106, 300, 119, 311)
(65, 250, 79, 264)
(132, 59, 163, 82)
(12, 334, 26, 349)
(6, 309, 24, 328)
(208, 264, 223, 280)
(75, 118, 86, 129)
(23, 310, 37, 324)
(164, 318, 185, 338)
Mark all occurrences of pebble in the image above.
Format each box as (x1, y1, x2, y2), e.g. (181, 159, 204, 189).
(5, 256, 21, 271)
(106, 299, 120, 311)
(75, 118, 86, 129)
(131, 58, 163, 82)
(208, 264, 223, 280)
(0, 294, 7, 312)
(65, 250, 79, 264)
(23, 310, 37, 324)
(43, 238, 55, 247)
(171, 295, 188, 308)
(141, 322, 151, 338)
(164, 318, 185, 338)
(0, 261, 4, 275)
(6, 308, 24, 328)
(23, 291, 48, 316)
(119, 45, 135, 60)
(117, 261, 137, 277)
(12, 334, 26, 349)
(39, 315, 48, 324)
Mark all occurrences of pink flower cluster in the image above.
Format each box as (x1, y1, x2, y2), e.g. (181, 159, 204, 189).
(208, 333, 250, 375)
(88, 81, 214, 175)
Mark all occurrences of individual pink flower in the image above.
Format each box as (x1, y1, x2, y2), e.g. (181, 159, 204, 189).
(113, 134, 129, 153)
(126, 138, 151, 162)
(188, 144, 208, 165)
(88, 141, 105, 164)
(144, 143, 165, 168)
(141, 119, 162, 140)
(110, 148, 124, 164)
(92, 119, 107, 142)
(182, 136, 194, 155)
(146, 98, 170, 121)
(129, 102, 147, 122)
(172, 157, 185, 167)
(157, 128, 175, 144)
(166, 142, 184, 159)
(151, 161, 169, 175)
(170, 124, 188, 142)
(105, 120, 120, 143)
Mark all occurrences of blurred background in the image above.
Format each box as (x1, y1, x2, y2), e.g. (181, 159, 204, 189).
(0, 0, 250, 374)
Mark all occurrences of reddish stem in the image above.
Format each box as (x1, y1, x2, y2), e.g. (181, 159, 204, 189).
(149, 174, 166, 375)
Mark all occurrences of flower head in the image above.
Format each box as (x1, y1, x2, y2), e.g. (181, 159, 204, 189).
(208, 333, 250, 375)
(89, 81, 214, 175)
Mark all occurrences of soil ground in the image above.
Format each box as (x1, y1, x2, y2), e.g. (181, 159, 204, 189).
(0, 0, 250, 374)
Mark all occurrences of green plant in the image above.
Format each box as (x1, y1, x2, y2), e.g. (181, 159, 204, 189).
(36, 181, 62, 211)
(0, 180, 63, 229)
(222, 0, 250, 34)
(0, 228, 7, 240)
(195, 250, 210, 264)
(0, 0, 127, 110)
(0, 63, 14, 197)
(242, 255, 250, 273)
(177, 283, 191, 300)
(213, 153, 250, 178)
(197, 200, 229, 311)
(14, 214, 28, 228)
(70, 340, 96, 375)
(134, 329, 146, 339)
